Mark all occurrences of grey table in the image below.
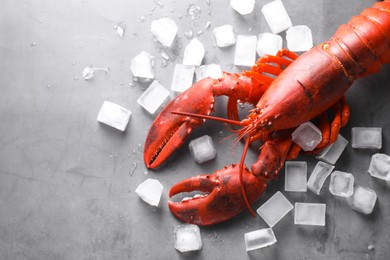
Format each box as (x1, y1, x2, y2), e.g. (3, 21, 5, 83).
(1, 0, 389, 259)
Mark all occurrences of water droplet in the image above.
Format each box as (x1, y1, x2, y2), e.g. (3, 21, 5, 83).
(72, 61, 76, 65)
(47, 84, 51, 89)
(74, 76, 79, 80)
(129, 161, 137, 176)
(218, 130, 224, 137)
(31, 42, 37, 47)
(138, 16, 146, 23)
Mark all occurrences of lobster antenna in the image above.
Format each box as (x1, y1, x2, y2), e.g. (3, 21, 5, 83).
(172, 111, 245, 126)
(239, 136, 256, 218)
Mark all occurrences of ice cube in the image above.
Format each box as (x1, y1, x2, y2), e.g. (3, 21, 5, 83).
(368, 153, 390, 181)
(257, 32, 283, 57)
(188, 135, 217, 164)
(170, 64, 195, 94)
(352, 127, 382, 149)
(307, 161, 335, 195)
(151, 17, 178, 47)
(256, 191, 293, 227)
(234, 35, 257, 67)
(135, 178, 163, 206)
(183, 38, 205, 66)
(195, 64, 223, 81)
(285, 161, 307, 192)
(286, 25, 313, 52)
(347, 185, 377, 214)
(173, 224, 202, 253)
(244, 228, 277, 252)
(137, 80, 170, 115)
(316, 134, 348, 165)
(230, 0, 255, 15)
(329, 171, 354, 197)
(292, 122, 322, 151)
(213, 25, 236, 48)
(97, 101, 132, 131)
(130, 51, 155, 79)
(294, 203, 326, 226)
(261, 0, 292, 34)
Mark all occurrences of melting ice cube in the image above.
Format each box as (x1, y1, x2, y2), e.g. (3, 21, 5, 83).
(82, 66, 109, 81)
(285, 161, 307, 192)
(234, 35, 257, 67)
(151, 17, 178, 47)
(352, 127, 382, 149)
(114, 22, 126, 37)
(183, 38, 205, 66)
(307, 161, 335, 195)
(213, 25, 236, 48)
(329, 171, 354, 197)
(230, 0, 255, 15)
(137, 80, 170, 115)
(368, 153, 390, 181)
(173, 224, 202, 253)
(135, 178, 163, 206)
(257, 32, 283, 57)
(244, 228, 277, 252)
(171, 64, 195, 94)
(286, 25, 313, 52)
(97, 101, 132, 131)
(130, 51, 155, 79)
(292, 122, 322, 151)
(195, 64, 223, 81)
(261, 0, 292, 34)
(316, 134, 348, 165)
(294, 203, 326, 226)
(256, 191, 293, 227)
(188, 135, 217, 164)
(347, 185, 377, 214)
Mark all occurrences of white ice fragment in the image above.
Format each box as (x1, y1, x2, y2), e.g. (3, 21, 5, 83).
(195, 64, 223, 81)
(82, 66, 109, 81)
(261, 0, 292, 34)
(285, 161, 307, 192)
(135, 178, 163, 206)
(294, 203, 326, 226)
(171, 64, 195, 94)
(151, 17, 178, 47)
(286, 25, 313, 52)
(130, 51, 155, 79)
(174, 224, 202, 252)
(183, 38, 205, 66)
(230, 0, 255, 15)
(256, 191, 293, 227)
(292, 122, 322, 151)
(213, 25, 236, 48)
(97, 101, 131, 131)
(137, 80, 170, 115)
(114, 22, 126, 37)
(187, 3, 201, 20)
(189, 135, 217, 164)
(347, 185, 377, 214)
(352, 127, 382, 149)
(245, 228, 277, 252)
(234, 35, 257, 67)
(368, 153, 390, 181)
(316, 134, 348, 165)
(257, 32, 283, 57)
(307, 161, 335, 195)
(329, 171, 354, 197)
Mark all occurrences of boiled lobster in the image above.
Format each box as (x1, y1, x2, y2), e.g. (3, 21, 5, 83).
(144, 1, 390, 225)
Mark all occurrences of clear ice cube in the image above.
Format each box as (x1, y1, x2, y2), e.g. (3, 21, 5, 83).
(130, 51, 155, 79)
(368, 153, 390, 181)
(244, 228, 277, 252)
(137, 80, 170, 115)
(307, 161, 335, 195)
(261, 0, 292, 34)
(213, 25, 236, 48)
(195, 64, 223, 81)
(286, 25, 313, 52)
(188, 135, 217, 164)
(234, 35, 257, 67)
(170, 64, 195, 94)
(257, 32, 283, 57)
(294, 203, 326, 226)
(329, 171, 354, 197)
(151, 17, 178, 47)
(316, 134, 348, 165)
(183, 38, 205, 66)
(292, 122, 322, 151)
(97, 101, 132, 131)
(135, 178, 163, 206)
(256, 191, 293, 227)
(173, 224, 202, 253)
(285, 161, 307, 192)
(230, 0, 255, 15)
(352, 127, 382, 149)
(347, 185, 377, 214)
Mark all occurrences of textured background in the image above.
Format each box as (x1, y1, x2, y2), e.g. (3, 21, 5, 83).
(1, 0, 390, 259)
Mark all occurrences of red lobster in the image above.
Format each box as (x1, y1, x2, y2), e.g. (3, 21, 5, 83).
(144, 1, 390, 225)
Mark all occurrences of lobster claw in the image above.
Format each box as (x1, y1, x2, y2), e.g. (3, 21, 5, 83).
(168, 164, 267, 226)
